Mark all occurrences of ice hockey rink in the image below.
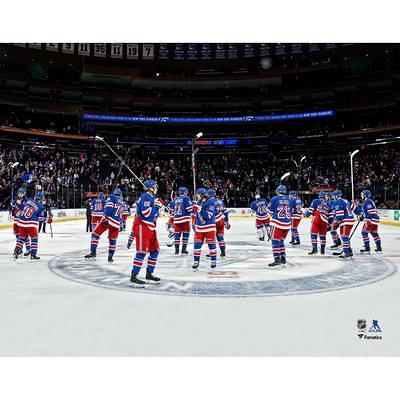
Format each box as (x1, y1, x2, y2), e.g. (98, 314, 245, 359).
(0, 217, 399, 356)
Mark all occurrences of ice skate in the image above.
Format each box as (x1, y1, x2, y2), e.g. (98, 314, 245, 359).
(23, 250, 30, 257)
(220, 249, 226, 258)
(145, 272, 161, 284)
(30, 254, 40, 260)
(267, 258, 281, 268)
(84, 251, 96, 259)
(308, 248, 318, 255)
(13, 248, 22, 261)
(320, 248, 325, 255)
(330, 242, 341, 249)
(280, 255, 286, 265)
(375, 246, 382, 253)
(107, 255, 114, 263)
(192, 261, 199, 271)
(360, 246, 371, 253)
(181, 248, 189, 255)
(211, 260, 216, 269)
(129, 273, 146, 288)
(338, 253, 351, 259)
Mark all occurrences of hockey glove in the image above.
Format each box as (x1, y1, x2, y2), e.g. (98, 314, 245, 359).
(358, 214, 365, 222)
(154, 198, 164, 209)
(225, 222, 231, 230)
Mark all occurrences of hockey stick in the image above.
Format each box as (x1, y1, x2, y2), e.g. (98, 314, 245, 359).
(94, 136, 148, 190)
(49, 221, 53, 238)
(280, 172, 291, 182)
(266, 225, 272, 242)
(332, 219, 361, 255)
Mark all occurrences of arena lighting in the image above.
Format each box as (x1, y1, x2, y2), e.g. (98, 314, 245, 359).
(83, 110, 334, 124)
(191, 132, 204, 194)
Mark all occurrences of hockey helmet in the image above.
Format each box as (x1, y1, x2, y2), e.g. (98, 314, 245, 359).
(178, 186, 188, 195)
(196, 187, 207, 197)
(17, 187, 26, 196)
(98, 192, 105, 200)
(35, 192, 45, 201)
(144, 180, 158, 190)
(255, 194, 260, 200)
(113, 188, 123, 197)
(318, 191, 325, 198)
(289, 191, 297, 197)
(332, 189, 342, 198)
(276, 185, 287, 195)
(361, 189, 371, 198)
(207, 189, 216, 197)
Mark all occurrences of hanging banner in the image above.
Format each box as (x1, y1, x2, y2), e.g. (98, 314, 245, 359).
(110, 43, 123, 59)
(142, 44, 154, 60)
(126, 43, 138, 59)
(77, 43, 90, 56)
(46, 43, 59, 52)
(62, 43, 75, 54)
(94, 43, 106, 58)
(29, 43, 42, 49)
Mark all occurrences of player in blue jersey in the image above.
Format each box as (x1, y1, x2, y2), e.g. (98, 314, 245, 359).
(205, 189, 230, 258)
(85, 188, 124, 263)
(355, 189, 382, 253)
(172, 187, 193, 255)
(91, 192, 105, 231)
(288, 191, 302, 245)
(10, 188, 31, 257)
(267, 185, 292, 267)
(327, 192, 342, 249)
(250, 194, 270, 241)
(331, 189, 355, 259)
(13, 192, 46, 260)
(130, 180, 163, 287)
(304, 192, 330, 255)
(192, 188, 217, 270)
(120, 197, 131, 232)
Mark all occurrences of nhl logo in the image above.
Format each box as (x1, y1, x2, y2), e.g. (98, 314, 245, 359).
(357, 319, 367, 331)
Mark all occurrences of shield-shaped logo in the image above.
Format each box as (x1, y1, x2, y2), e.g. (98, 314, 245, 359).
(357, 319, 367, 331)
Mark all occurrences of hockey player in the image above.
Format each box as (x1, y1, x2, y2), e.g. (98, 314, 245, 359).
(331, 189, 355, 259)
(327, 192, 341, 249)
(288, 191, 302, 245)
(304, 192, 330, 255)
(90, 192, 105, 231)
(85, 188, 124, 263)
(13, 192, 45, 260)
(120, 198, 131, 232)
(129, 180, 162, 287)
(267, 185, 291, 267)
(172, 187, 193, 255)
(192, 188, 217, 270)
(250, 194, 270, 241)
(207, 189, 230, 258)
(10, 188, 31, 256)
(356, 189, 382, 253)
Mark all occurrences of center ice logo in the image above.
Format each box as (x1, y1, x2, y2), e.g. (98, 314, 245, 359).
(48, 247, 397, 298)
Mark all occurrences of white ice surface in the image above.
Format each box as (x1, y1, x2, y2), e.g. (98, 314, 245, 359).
(0, 217, 399, 356)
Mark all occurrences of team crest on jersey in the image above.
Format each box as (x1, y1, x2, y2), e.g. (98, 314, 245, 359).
(48, 244, 397, 298)
(144, 201, 151, 207)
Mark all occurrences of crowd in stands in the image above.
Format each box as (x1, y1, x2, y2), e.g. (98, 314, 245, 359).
(0, 141, 399, 210)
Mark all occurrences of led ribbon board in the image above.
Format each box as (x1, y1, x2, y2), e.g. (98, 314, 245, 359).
(83, 110, 334, 124)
